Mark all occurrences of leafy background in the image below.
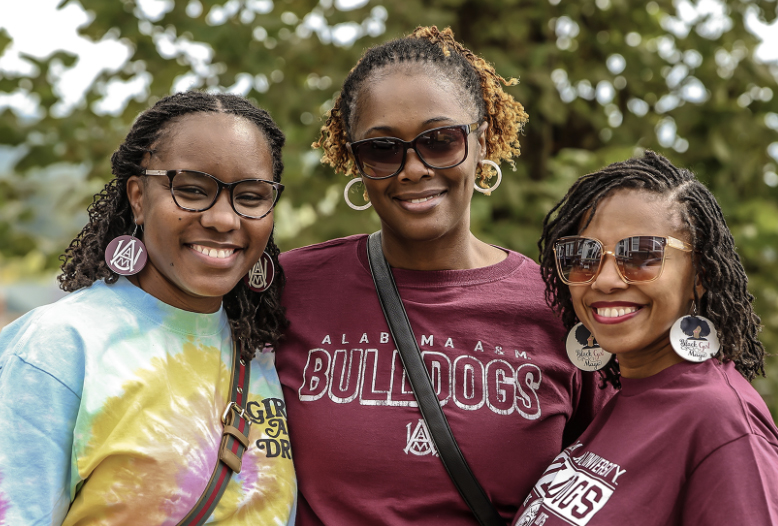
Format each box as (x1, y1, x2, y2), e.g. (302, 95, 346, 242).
(1, 0, 777, 417)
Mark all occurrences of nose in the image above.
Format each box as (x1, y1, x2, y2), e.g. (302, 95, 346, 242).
(591, 253, 629, 293)
(397, 148, 432, 183)
(200, 189, 241, 232)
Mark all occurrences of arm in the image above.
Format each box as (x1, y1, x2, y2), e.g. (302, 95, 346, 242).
(562, 370, 614, 447)
(681, 434, 778, 526)
(0, 328, 82, 525)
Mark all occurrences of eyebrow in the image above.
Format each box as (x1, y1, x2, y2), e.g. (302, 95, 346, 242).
(361, 117, 455, 137)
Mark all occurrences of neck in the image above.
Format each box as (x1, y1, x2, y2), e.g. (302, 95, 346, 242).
(617, 342, 685, 379)
(128, 272, 222, 314)
(379, 228, 506, 271)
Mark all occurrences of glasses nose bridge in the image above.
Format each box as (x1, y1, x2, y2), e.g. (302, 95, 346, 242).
(406, 134, 441, 171)
(208, 178, 238, 213)
(595, 248, 629, 284)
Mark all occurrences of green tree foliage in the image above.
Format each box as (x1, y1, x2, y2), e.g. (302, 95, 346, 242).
(1, 0, 777, 414)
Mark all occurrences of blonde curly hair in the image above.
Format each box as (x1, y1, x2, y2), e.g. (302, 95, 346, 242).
(314, 26, 528, 189)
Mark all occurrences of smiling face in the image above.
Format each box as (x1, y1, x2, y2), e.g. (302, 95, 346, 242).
(568, 189, 702, 376)
(350, 66, 486, 250)
(127, 112, 275, 313)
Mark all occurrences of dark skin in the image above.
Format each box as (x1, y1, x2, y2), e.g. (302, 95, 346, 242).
(125, 113, 275, 314)
(352, 66, 506, 271)
(570, 190, 705, 378)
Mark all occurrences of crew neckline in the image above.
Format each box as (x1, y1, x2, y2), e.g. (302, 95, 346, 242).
(353, 234, 527, 289)
(619, 360, 708, 397)
(106, 277, 229, 337)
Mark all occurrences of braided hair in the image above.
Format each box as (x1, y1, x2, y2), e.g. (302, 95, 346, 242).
(58, 91, 288, 359)
(315, 25, 528, 187)
(538, 150, 765, 388)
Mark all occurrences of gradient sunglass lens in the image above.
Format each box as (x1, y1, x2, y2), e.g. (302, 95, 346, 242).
(614, 236, 666, 282)
(555, 237, 603, 284)
(352, 139, 405, 179)
(415, 126, 467, 166)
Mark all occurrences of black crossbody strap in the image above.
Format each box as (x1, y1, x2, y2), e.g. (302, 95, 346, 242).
(366, 232, 506, 526)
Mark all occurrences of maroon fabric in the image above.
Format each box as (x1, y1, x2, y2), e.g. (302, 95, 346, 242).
(513, 360, 778, 526)
(276, 235, 612, 525)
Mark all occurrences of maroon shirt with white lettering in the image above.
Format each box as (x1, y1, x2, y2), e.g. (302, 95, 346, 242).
(276, 235, 611, 525)
(512, 360, 778, 526)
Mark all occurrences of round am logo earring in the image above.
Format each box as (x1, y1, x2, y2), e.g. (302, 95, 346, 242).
(105, 225, 147, 276)
(565, 323, 612, 371)
(244, 252, 275, 293)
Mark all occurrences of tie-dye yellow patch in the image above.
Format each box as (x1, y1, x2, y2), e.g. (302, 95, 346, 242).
(65, 340, 228, 525)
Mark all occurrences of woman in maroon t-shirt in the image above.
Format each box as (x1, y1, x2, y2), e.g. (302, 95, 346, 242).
(513, 151, 778, 525)
(275, 26, 611, 525)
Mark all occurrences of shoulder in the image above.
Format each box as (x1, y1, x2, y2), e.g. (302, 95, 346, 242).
(490, 248, 558, 314)
(0, 283, 102, 393)
(281, 235, 364, 260)
(505, 249, 544, 285)
(676, 361, 778, 445)
(280, 234, 367, 276)
(0, 280, 135, 382)
(1, 282, 105, 346)
(713, 361, 778, 443)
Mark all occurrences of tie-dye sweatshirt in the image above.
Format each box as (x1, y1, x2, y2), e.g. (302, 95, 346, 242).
(0, 277, 296, 526)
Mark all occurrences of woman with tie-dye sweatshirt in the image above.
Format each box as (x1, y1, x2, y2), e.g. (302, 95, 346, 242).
(0, 92, 296, 525)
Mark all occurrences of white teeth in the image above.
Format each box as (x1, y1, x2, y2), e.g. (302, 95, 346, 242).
(407, 193, 442, 204)
(192, 245, 235, 259)
(596, 306, 638, 318)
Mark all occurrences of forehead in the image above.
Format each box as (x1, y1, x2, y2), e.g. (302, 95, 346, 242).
(351, 64, 478, 139)
(158, 112, 265, 149)
(153, 112, 271, 169)
(580, 188, 687, 242)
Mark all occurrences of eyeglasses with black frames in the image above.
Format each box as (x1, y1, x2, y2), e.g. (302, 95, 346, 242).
(553, 235, 693, 285)
(143, 169, 284, 219)
(347, 122, 482, 180)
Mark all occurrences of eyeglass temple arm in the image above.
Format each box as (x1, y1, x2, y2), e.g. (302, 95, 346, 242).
(667, 236, 693, 252)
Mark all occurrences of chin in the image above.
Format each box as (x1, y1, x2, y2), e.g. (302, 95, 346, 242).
(185, 277, 243, 300)
(394, 223, 455, 243)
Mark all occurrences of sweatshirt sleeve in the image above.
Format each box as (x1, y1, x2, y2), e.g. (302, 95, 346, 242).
(0, 319, 83, 526)
(562, 369, 615, 448)
(681, 433, 778, 526)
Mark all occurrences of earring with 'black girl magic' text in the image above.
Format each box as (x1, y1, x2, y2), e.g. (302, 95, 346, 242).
(105, 223, 147, 276)
(344, 177, 372, 211)
(670, 303, 720, 362)
(474, 160, 502, 196)
(565, 322, 613, 371)
(244, 251, 275, 292)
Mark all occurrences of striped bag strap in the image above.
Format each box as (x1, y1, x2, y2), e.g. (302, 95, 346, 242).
(177, 337, 252, 526)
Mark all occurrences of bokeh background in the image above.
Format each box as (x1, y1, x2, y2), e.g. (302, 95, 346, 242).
(1, 0, 777, 417)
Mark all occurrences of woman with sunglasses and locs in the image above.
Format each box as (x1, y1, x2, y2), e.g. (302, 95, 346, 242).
(0, 92, 296, 525)
(275, 26, 610, 524)
(513, 151, 778, 526)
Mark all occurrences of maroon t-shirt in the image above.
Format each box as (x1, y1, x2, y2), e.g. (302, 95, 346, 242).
(276, 235, 611, 525)
(513, 360, 778, 526)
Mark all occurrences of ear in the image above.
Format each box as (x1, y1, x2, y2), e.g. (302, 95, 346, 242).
(476, 121, 488, 162)
(126, 176, 145, 225)
(693, 272, 706, 299)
